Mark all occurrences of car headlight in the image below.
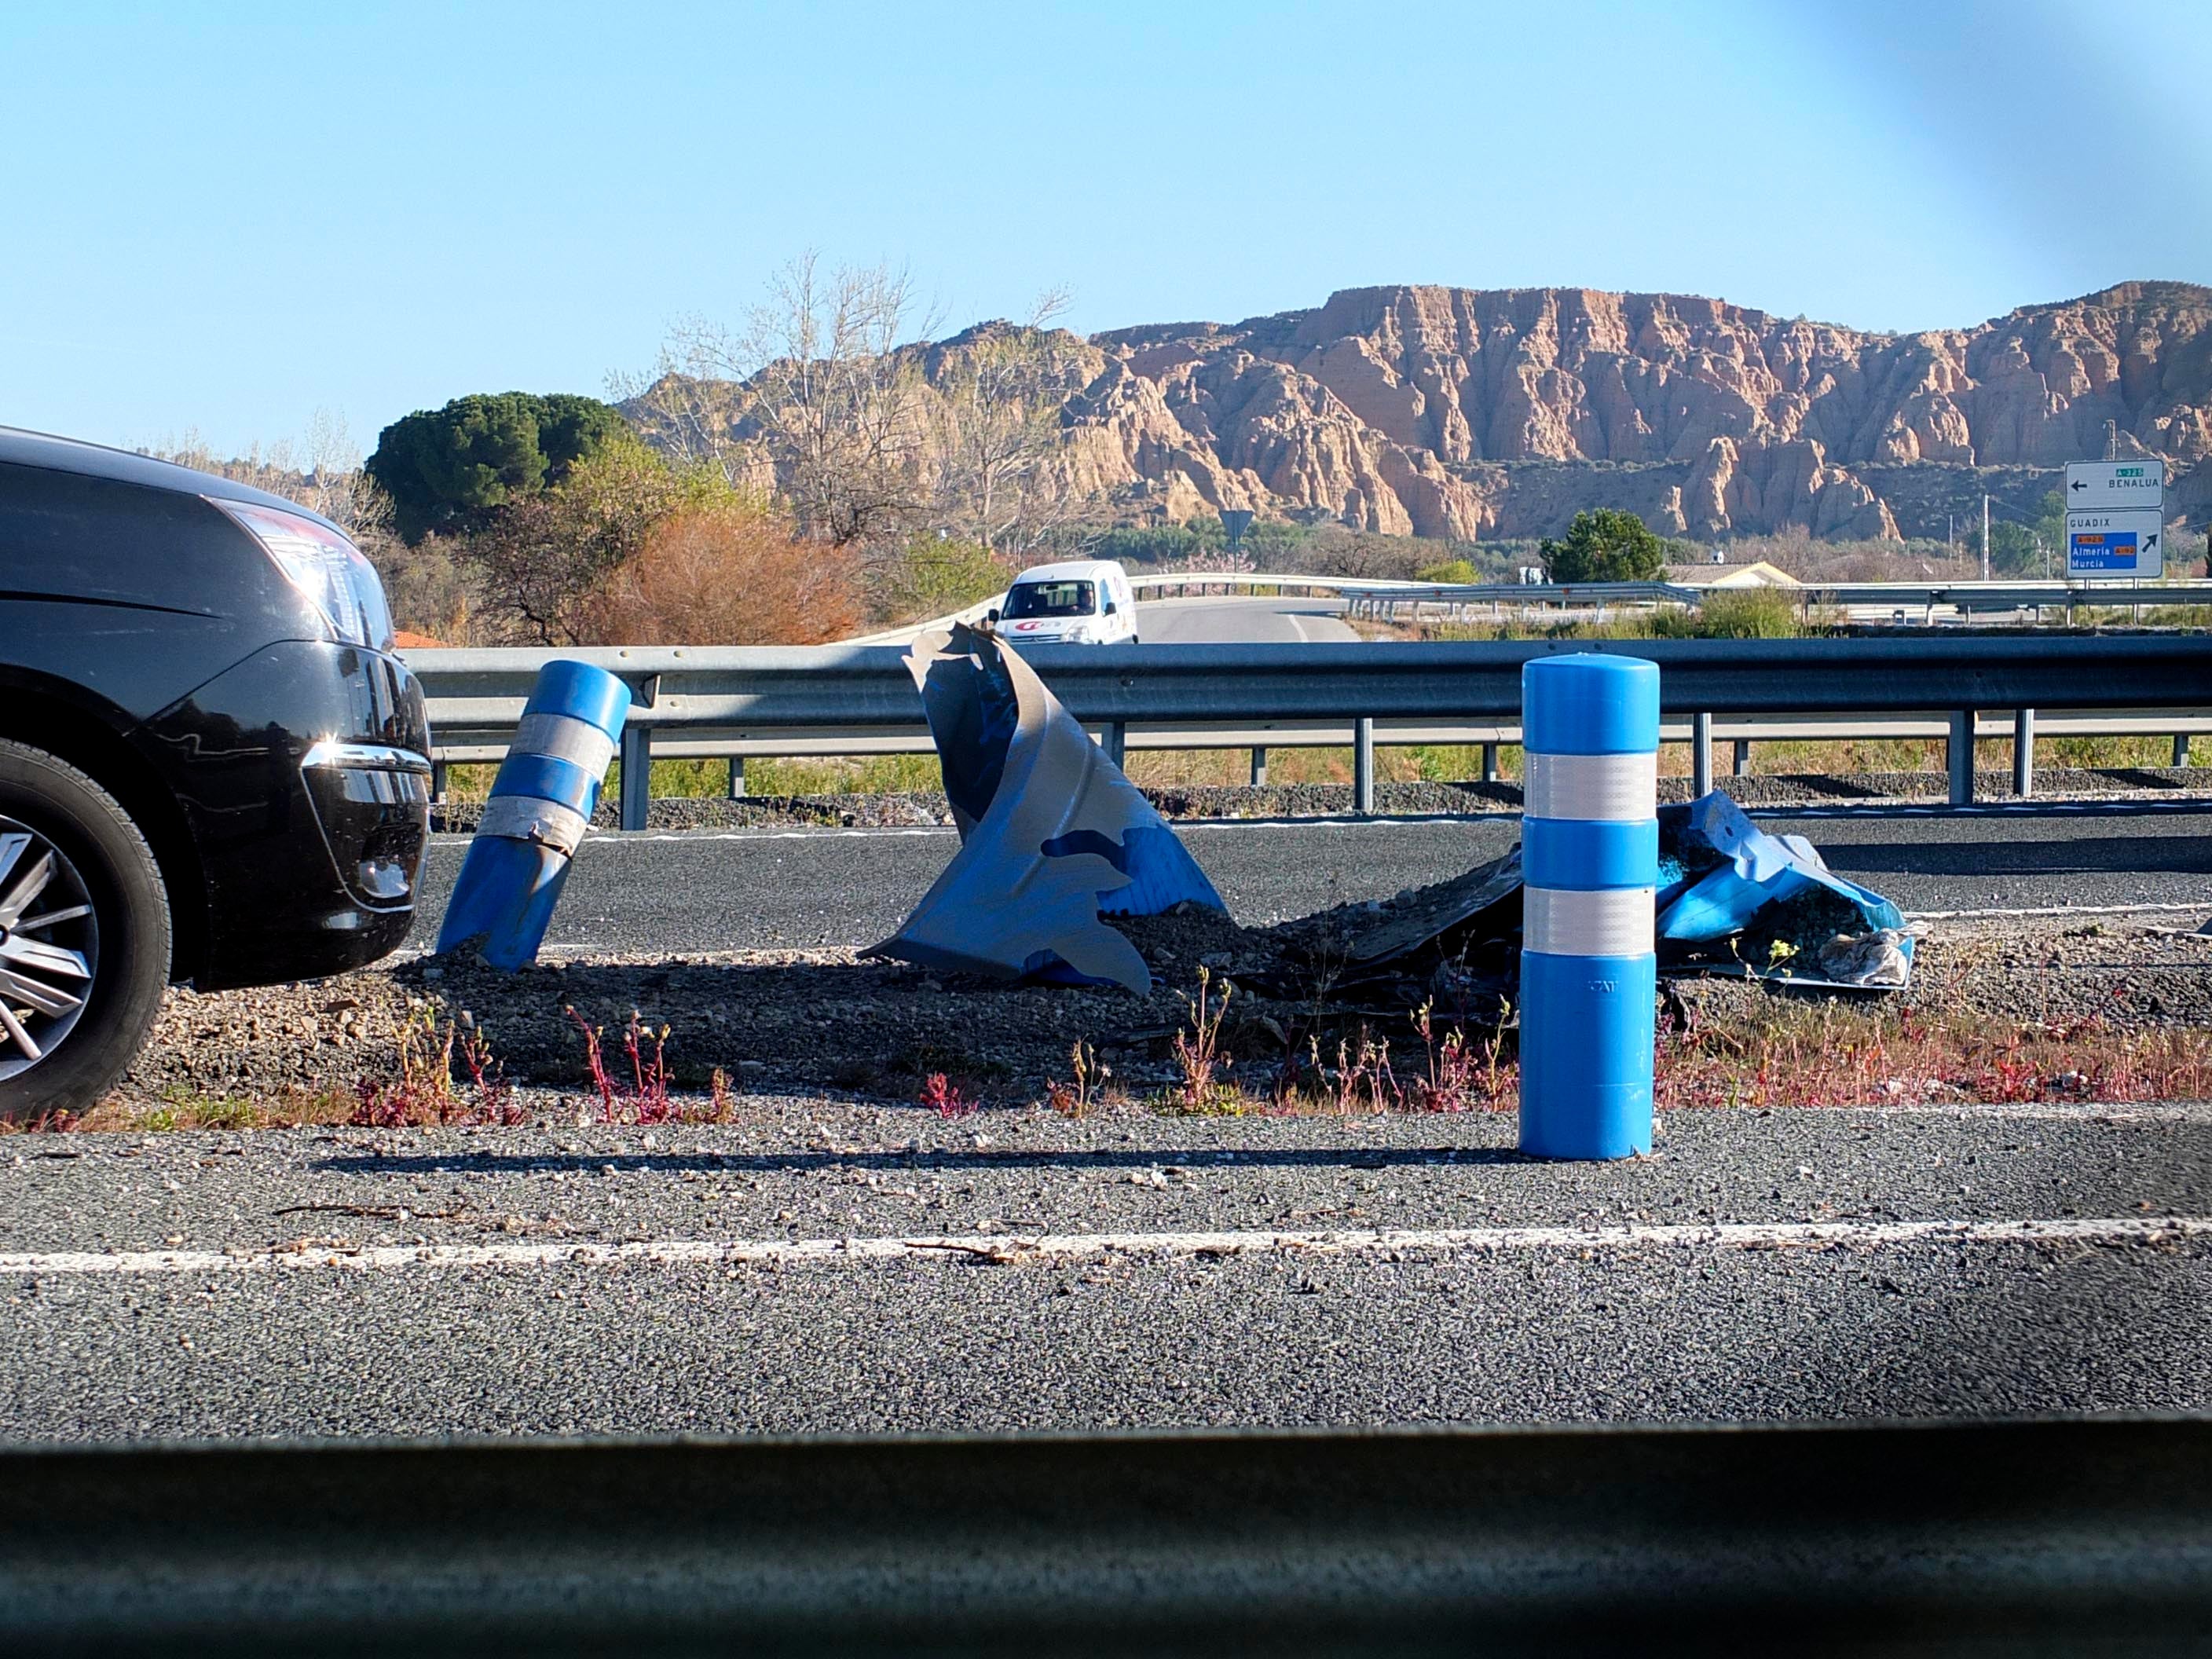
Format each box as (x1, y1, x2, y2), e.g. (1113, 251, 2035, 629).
(1064, 624, 1096, 643)
(207, 497, 395, 651)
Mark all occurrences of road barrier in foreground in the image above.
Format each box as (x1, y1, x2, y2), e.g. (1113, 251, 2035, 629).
(434, 659, 631, 970)
(404, 634, 2212, 827)
(3, 1418, 2208, 1654)
(1518, 654, 1659, 1161)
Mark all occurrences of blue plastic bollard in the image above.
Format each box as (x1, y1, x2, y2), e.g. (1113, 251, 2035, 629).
(435, 661, 632, 971)
(1518, 653, 1660, 1159)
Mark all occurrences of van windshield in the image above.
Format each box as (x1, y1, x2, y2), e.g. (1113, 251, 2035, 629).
(1003, 580, 1095, 619)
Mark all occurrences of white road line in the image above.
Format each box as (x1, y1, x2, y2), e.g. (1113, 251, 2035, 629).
(4, 1214, 2205, 1279)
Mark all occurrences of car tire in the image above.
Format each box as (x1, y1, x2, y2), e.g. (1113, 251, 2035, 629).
(0, 739, 171, 1122)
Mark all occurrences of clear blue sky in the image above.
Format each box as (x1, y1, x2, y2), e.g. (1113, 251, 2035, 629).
(4, 0, 2207, 458)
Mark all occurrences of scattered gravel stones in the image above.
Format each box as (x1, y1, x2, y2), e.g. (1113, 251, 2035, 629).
(112, 908, 2212, 1115)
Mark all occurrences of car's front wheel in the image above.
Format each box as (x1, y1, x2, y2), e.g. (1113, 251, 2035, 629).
(0, 740, 170, 1122)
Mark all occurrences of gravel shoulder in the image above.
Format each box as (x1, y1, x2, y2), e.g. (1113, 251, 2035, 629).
(105, 907, 2212, 1114)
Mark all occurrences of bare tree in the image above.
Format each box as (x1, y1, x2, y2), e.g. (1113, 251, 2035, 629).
(624, 255, 940, 551)
(608, 349, 752, 482)
(925, 290, 1094, 556)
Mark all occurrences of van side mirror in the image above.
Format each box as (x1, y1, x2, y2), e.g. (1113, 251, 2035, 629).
(1102, 599, 1117, 615)
(987, 608, 1000, 624)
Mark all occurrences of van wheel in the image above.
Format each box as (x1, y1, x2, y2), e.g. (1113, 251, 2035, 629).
(0, 740, 170, 1122)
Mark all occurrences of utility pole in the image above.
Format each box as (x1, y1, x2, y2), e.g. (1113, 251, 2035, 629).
(1982, 493, 1992, 580)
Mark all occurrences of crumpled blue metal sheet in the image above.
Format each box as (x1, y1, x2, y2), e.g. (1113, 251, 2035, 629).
(1656, 792, 1911, 981)
(871, 623, 1225, 994)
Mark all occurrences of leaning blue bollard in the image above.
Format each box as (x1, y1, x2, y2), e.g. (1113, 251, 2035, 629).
(1518, 653, 1660, 1160)
(435, 661, 632, 971)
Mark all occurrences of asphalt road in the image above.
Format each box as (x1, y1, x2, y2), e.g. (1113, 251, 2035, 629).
(414, 805, 2212, 954)
(3, 1101, 2207, 1441)
(1133, 593, 1356, 643)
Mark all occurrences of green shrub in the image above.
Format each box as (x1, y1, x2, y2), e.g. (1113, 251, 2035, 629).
(367, 391, 632, 543)
(1691, 588, 1803, 638)
(1540, 509, 1667, 583)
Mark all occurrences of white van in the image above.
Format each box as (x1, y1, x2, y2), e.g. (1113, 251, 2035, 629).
(993, 560, 1139, 646)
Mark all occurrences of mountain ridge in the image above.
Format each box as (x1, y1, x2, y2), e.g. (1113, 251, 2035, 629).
(631, 282, 2212, 543)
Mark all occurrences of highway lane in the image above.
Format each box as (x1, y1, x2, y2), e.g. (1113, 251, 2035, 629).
(412, 806, 2212, 955)
(1132, 593, 1356, 643)
(3, 1101, 2208, 1441)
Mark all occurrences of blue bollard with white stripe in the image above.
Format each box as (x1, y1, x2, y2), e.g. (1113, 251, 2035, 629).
(435, 661, 631, 971)
(1518, 653, 1660, 1160)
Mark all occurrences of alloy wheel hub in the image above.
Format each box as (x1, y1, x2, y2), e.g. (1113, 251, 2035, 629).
(0, 819, 97, 1079)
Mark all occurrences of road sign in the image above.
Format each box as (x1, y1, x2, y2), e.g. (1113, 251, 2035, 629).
(2065, 460, 2166, 512)
(2067, 507, 2165, 578)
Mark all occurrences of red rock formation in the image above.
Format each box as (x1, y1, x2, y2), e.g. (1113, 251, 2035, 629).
(1072, 280, 2210, 537)
(626, 282, 2212, 541)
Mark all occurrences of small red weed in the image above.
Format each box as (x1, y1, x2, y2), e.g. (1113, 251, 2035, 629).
(918, 1071, 976, 1119)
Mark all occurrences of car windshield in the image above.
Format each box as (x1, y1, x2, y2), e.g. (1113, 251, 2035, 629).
(1003, 580, 1094, 619)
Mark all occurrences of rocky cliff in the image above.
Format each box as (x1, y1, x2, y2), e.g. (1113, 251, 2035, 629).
(1062, 280, 2212, 540)
(627, 282, 2212, 542)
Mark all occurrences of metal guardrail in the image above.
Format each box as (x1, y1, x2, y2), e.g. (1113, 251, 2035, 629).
(1342, 577, 2212, 624)
(1344, 580, 1703, 619)
(5, 1419, 2210, 1653)
(403, 635, 2212, 825)
(833, 572, 2212, 644)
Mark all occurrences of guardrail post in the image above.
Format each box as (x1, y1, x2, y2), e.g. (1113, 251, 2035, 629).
(1250, 747, 1268, 787)
(1481, 742, 1499, 782)
(1691, 712, 1713, 797)
(2175, 734, 2192, 767)
(1103, 722, 1126, 769)
(2012, 709, 2034, 798)
(430, 760, 448, 801)
(619, 724, 651, 830)
(1731, 738, 1751, 777)
(1948, 709, 1976, 806)
(1353, 718, 1375, 813)
(727, 756, 746, 799)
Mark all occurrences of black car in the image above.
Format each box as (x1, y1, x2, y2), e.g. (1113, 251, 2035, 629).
(0, 427, 430, 1118)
